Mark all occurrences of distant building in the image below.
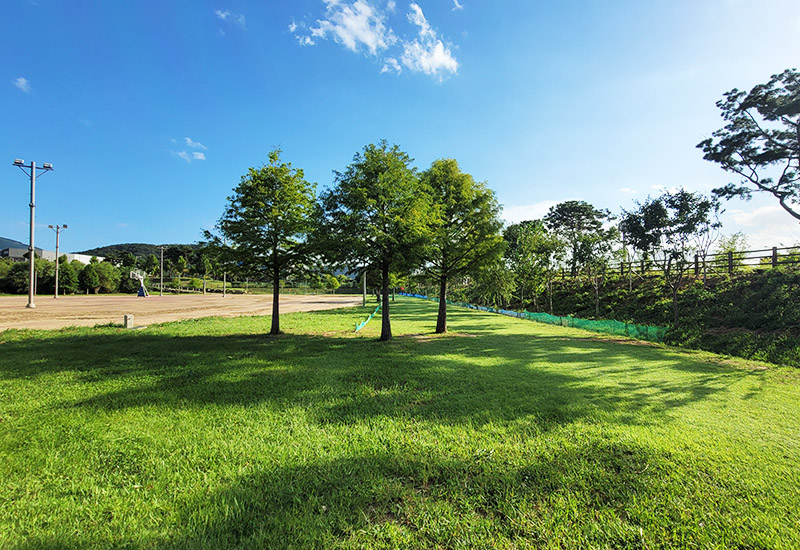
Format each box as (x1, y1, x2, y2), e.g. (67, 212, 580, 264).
(1, 248, 103, 265)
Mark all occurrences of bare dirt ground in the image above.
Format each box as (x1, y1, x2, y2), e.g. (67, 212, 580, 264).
(0, 294, 363, 330)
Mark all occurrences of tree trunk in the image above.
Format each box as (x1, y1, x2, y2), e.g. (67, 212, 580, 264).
(672, 284, 679, 327)
(594, 277, 600, 318)
(380, 259, 392, 341)
(270, 265, 280, 335)
(436, 276, 447, 333)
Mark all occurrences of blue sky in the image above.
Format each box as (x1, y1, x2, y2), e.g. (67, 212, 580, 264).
(2, 0, 799, 253)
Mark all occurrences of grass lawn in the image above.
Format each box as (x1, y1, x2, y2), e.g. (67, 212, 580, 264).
(1, 297, 799, 549)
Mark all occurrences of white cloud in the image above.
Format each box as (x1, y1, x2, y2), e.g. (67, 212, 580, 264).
(294, 1, 459, 79)
(214, 9, 246, 29)
(618, 187, 637, 194)
(501, 200, 562, 225)
(452, 0, 464, 10)
(185, 137, 207, 150)
(717, 205, 800, 249)
(172, 150, 207, 163)
(14, 77, 31, 93)
(400, 3, 458, 77)
(407, 3, 434, 38)
(309, 0, 396, 55)
(381, 57, 402, 74)
(174, 151, 192, 163)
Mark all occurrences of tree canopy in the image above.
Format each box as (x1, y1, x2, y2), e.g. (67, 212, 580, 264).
(421, 158, 504, 333)
(319, 140, 427, 341)
(544, 201, 613, 276)
(620, 189, 720, 324)
(698, 68, 800, 221)
(210, 149, 316, 335)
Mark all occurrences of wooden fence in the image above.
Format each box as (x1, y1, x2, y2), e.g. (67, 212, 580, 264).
(559, 246, 800, 279)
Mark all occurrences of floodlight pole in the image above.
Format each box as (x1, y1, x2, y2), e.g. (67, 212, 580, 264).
(49, 224, 67, 298)
(13, 159, 53, 309)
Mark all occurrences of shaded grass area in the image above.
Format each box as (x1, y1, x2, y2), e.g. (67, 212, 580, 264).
(1, 298, 799, 548)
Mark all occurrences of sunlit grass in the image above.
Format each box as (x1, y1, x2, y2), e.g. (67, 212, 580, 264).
(1, 298, 798, 548)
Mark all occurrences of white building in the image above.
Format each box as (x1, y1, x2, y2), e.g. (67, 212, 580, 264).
(1, 247, 103, 265)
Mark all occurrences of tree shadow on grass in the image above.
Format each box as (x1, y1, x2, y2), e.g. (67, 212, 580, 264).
(0, 314, 756, 431)
(1, 302, 776, 549)
(165, 440, 666, 549)
(13, 436, 672, 549)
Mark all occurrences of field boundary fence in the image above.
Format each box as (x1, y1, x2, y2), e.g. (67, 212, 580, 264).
(557, 246, 800, 279)
(399, 293, 667, 343)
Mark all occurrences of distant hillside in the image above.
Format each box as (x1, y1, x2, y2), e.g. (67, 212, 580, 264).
(0, 236, 28, 250)
(78, 243, 199, 258)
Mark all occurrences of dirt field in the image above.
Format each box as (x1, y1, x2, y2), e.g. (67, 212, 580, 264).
(0, 294, 363, 330)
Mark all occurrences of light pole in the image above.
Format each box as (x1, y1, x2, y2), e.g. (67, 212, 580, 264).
(48, 224, 68, 298)
(13, 159, 53, 309)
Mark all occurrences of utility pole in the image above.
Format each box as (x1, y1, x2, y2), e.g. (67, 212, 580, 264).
(159, 246, 165, 296)
(48, 224, 68, 298)
(13, 159, 53, 309)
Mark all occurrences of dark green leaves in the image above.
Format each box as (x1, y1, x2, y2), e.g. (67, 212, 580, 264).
(698, 68, 800, 221)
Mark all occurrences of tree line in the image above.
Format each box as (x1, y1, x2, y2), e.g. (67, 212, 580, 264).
(3, 69, 795, 341)
(202, 68, 799, 339)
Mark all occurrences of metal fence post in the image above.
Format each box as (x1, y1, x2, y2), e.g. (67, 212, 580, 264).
(772, 247, 778, 267)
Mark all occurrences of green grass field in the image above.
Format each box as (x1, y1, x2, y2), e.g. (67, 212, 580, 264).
(1, 298, 799, 549)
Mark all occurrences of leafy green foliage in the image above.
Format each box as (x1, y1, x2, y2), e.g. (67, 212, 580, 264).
(698, 68, 800, 220)
(420, 158, 505, 333)
(78, 263, 100, 293)
(504, 220, 562, 312)
(621, 190, 721, 324)
(540, 269, 800, 367)
(323, 273, 341, 293)
(209, 149, 317, 335)
(545, 201, 613, 276)
(56, 258, 79, 294)
(319, 140, 428, 340)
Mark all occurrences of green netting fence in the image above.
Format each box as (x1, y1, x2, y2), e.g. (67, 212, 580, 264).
(399, 293, 667, 343)
(355, 305, 381, 333)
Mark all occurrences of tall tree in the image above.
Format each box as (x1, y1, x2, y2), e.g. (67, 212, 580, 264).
(505, 220, 563, 313)
(176, 256, 188, 287)
(210, 149, 316, 335)
(421, 159, 504, 333)
(319, 140, 427, 341)
(57, 256, 79, 294)
(698, 68, 800, 221)
(544, 201, 612, 276)
(140, 253, 159, 276)
(621, 189, 719, 325)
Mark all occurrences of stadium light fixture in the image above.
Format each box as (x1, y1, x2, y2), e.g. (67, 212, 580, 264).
(49, 224, 68, 298)
(13, 159, 24, 166)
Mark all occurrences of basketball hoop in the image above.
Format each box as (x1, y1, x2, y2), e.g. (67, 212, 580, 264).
(130, 270, 149, 297)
